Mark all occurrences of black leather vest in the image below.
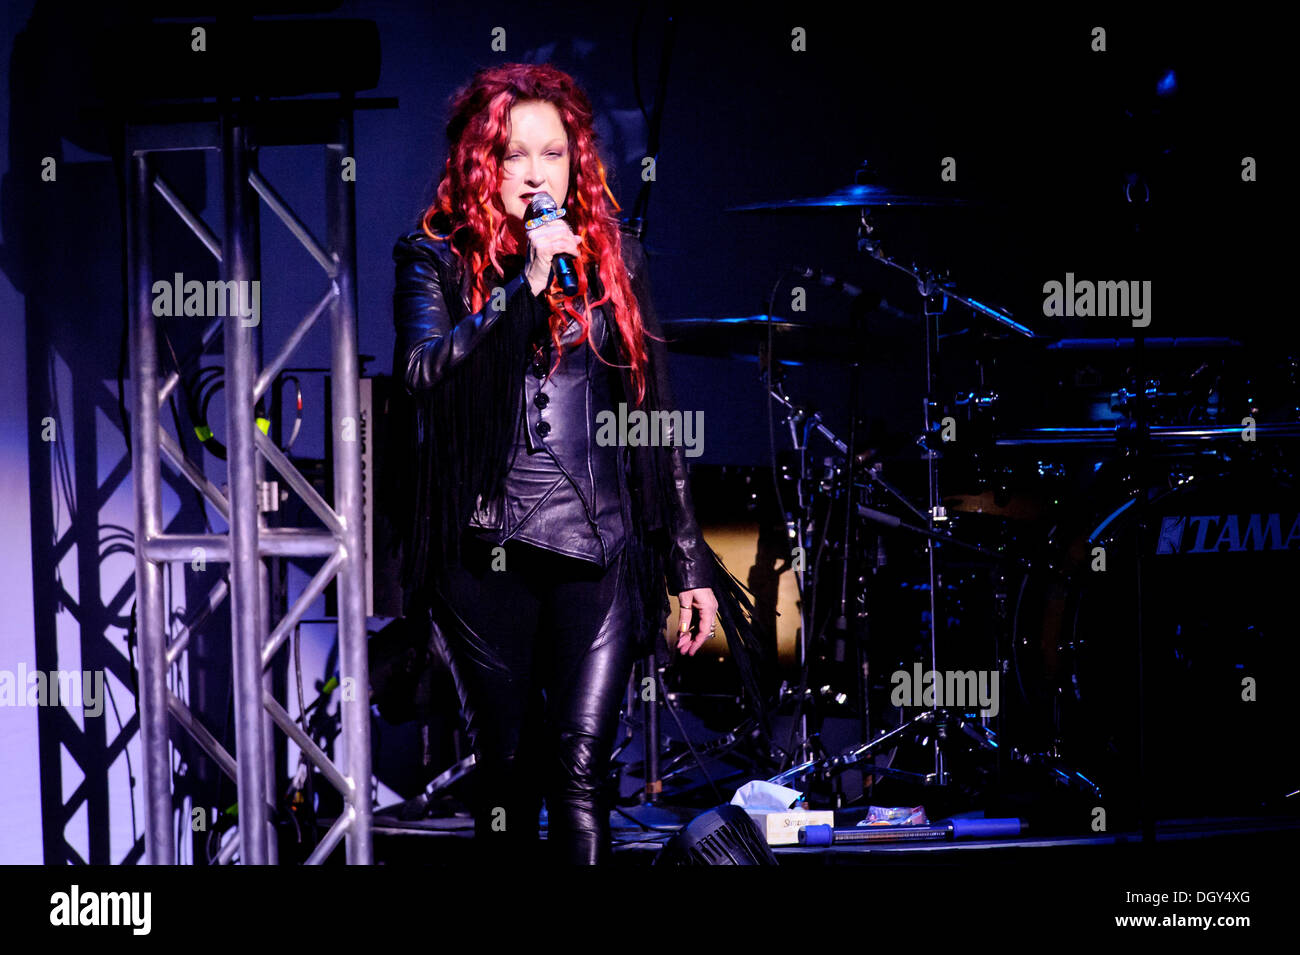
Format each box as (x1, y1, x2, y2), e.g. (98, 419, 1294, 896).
(466, 300, 630, 567)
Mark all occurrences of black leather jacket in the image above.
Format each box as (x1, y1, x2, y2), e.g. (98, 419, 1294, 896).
(392, 227, 711, 594)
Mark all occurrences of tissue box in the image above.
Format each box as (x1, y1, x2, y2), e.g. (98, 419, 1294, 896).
(745, 809, 836, 845)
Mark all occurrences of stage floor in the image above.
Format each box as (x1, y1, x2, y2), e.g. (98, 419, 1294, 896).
(362, 808, 1300, 866)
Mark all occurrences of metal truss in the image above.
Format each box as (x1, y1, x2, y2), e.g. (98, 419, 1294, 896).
(126, 98, 373, 864)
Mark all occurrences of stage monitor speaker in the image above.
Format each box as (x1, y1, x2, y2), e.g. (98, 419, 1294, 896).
(653, 804, 779, 865)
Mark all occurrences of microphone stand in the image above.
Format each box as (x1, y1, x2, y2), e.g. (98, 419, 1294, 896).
(621, 5, 677, 807)
(625, 5, 677, 241)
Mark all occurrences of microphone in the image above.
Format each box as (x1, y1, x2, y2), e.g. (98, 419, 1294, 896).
(791, 263, 895, 322)
(790, 263, 865, 298)
(524, 192, 579, 296)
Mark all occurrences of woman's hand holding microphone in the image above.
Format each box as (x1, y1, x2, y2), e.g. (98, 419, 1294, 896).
(524, 216, 581, 297)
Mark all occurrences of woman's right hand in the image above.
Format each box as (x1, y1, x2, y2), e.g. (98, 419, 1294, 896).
(524, 218, 581, 296)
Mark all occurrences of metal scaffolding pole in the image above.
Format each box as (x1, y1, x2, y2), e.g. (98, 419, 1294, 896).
(128, 149, 173, 866)
(222, 112, 271, 866)
(327, 106, 373, 863)
(126, 94, 387, 865)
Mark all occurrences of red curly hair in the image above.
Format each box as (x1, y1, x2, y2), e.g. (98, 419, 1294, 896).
(421, 62, 653, 405)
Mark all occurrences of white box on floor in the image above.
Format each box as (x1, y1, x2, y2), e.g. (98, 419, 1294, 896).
(744, 809, 835, 846)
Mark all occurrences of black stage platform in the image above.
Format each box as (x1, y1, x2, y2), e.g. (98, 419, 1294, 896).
(359, 808, 1300, 867)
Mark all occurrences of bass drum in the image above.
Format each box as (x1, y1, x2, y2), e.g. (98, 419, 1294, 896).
(1012, 458, 1300, 815)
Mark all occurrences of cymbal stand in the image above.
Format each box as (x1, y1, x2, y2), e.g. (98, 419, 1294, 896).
(854, 209, 1031, 786)
(768, 707, 1103, 801)
(762, 372, 815, 765)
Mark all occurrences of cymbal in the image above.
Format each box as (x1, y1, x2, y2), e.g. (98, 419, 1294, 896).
(660, 316, 892, 364)
(726, 184, 972, 212)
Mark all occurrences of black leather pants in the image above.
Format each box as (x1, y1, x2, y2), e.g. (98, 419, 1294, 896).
(431, 534, 634, 865)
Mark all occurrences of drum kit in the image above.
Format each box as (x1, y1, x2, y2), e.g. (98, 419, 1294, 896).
(653, 164, 1300, 827)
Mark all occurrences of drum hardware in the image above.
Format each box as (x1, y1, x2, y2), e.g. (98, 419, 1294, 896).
(748, 301, 930, 771)
(725, 181, 976, 212)
(617, 717, 768, 791)
(855, 210, 1035, 341)
(854, 503, 1065, 578)
(759, 377, 955, 772)
(723, 169, 1052, 797)
(388, 754, 476, 821)
(770, 709, 942, 788)
(756, 363, 1086, 798)
(765, 387, 931, 526)
(767, 707, 1102, 800)
(995, 421, 1300, 448)
(759, 374, 844, 765)
(852, 203, 1038, 788)
(953, 390, 999, 409)
(706, 164, 1300, 822)
(1044, 337, 1245, 351)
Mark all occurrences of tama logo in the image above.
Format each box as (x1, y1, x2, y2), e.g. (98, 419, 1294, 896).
(1156, 513, 1300, 554)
